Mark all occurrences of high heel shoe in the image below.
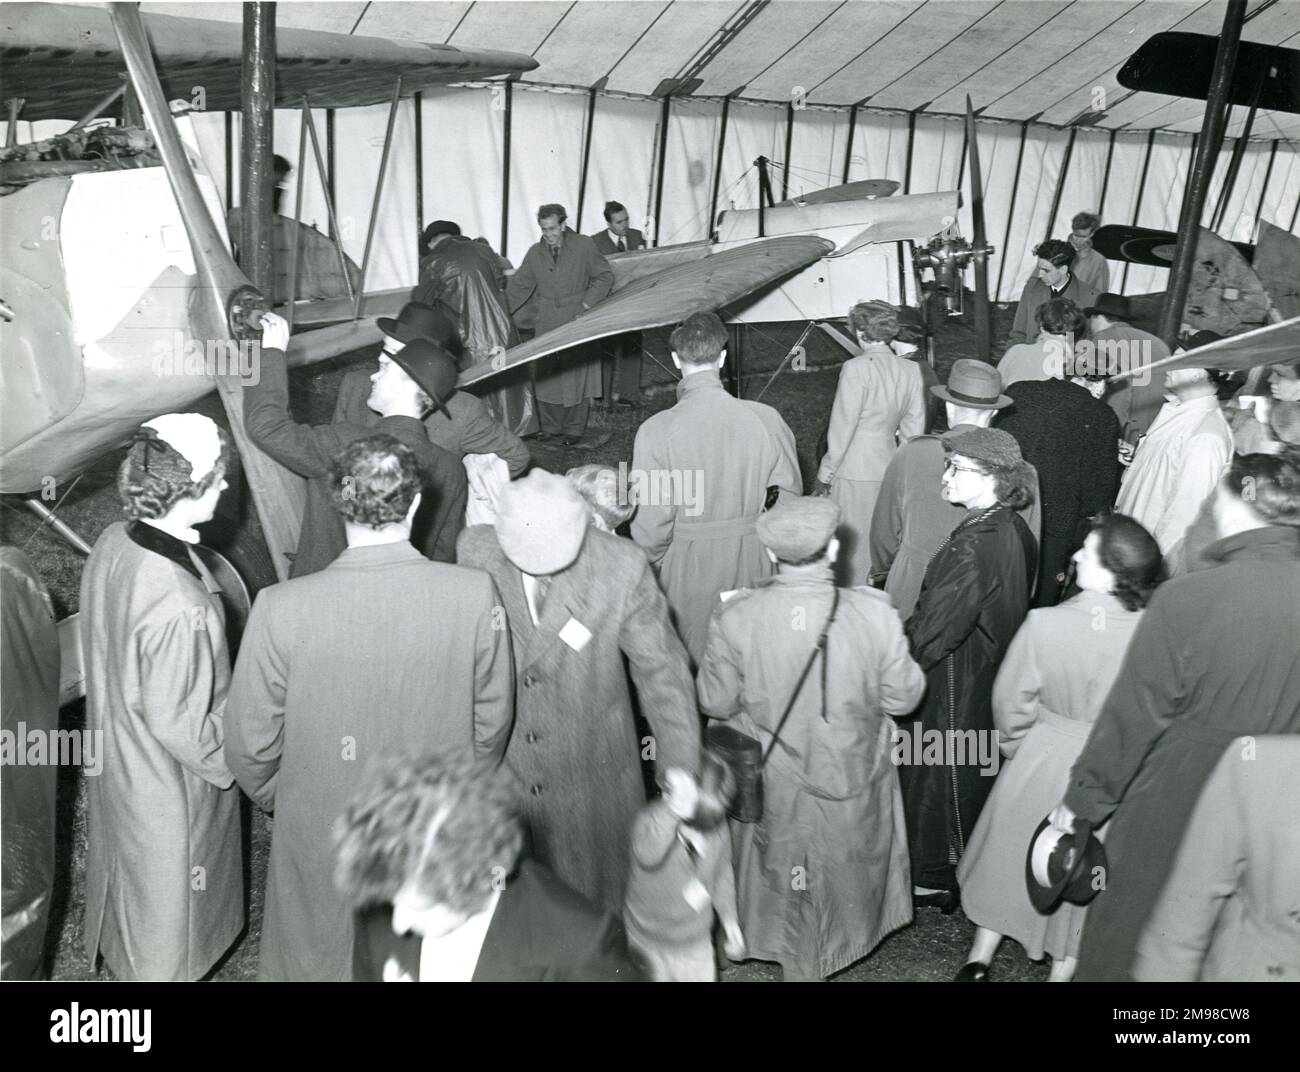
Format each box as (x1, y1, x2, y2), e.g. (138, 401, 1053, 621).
(953, 961, 990, 982)
(913, 890, 959, 915)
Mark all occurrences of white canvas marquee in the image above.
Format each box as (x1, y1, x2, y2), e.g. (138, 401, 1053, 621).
(10, 1, 1299, 302)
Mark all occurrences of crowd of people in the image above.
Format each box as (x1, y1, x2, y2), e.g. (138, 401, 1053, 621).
(4, 202, 1299, 985)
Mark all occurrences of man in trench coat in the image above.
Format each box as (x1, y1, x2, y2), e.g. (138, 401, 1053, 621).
(225, 435, 514, 981)
(698, 498, 926, 981)
(630, 312, 801, 666)
(506, 203, 613, 444)
(457, 470, 700, 914)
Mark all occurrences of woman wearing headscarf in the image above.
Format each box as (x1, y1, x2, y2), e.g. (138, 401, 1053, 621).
(80, 414, 244, 980)
(815, 300, 926, 587)
(1051, 449, 1300, 980)
(901, 428, 1037, 909)
(955, 513, 1162, 982)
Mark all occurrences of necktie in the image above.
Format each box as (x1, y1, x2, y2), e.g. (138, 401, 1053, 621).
(616, 237, 626, 252)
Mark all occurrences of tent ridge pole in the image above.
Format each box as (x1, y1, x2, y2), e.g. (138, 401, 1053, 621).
(500, 81, 513, 259)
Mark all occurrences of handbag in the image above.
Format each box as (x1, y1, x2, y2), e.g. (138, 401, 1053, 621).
(706, 587, 840, 822)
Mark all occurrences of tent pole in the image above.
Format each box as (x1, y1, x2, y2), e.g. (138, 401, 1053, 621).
(413, 90, 424, 250)
(575, 86, 597, 232)
(707, 95, 731, 239)
(781, 101, 794, 200)
(1045, 127, 1077, 240)
(1158, 0, 1247, 348)
(996, 121, 1030, 301)
(652, 95, 671, 247)
(500, 81, 513, 259)
(224, 111, 234, 209)
(1120, 129, 1158, 297)
(897, 109, 917, 310)
(239, 1, 276, 296)
(326, 109, 337, 240)
(1253, 139, 1278, 232)
(1097, 129, 1117, 218)
(842, 103, 858, 184)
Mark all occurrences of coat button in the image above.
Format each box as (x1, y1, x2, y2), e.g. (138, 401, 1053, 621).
(526, 732, 538, 743)
(523, 674, 535, 688)
(530, 784, 543, 796)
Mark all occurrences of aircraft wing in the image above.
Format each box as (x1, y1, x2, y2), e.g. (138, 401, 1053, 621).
(1254, 221, 1300, 321)
(1111, 316, 1300, 380)
(776, 179, 900, 207)
(459, 236, 833, 387)
(1118, 32, 1300, 115)
(3, 3, 538, 119)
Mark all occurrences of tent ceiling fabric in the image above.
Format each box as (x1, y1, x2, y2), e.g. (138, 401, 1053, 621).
(139, 0, 1300, 140)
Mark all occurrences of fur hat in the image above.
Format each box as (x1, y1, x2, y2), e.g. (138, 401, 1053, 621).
(943, 427, 1024, 470)
(495, 470, 590, 576)
(756, 496, 841, 562)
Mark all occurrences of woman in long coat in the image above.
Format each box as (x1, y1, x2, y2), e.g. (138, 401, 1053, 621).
(80, 416, 244, 981)
(815, 301, 926, 587)
(697, 498, 926, 981)
(956, 514, 1161, 981)
(456, 471, 700, 914)
(1054, 451, 1300, 981)
(902, 428, 1036, 902)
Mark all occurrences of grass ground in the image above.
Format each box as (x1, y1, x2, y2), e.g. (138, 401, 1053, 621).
(5, 298, 1055, 982)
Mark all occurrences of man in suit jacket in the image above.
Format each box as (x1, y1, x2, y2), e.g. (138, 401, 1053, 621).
(631, 312, 802, 666)
(339, 752, 641, 981)
(1085, 293, 1171, 450)
(1006, 238, 1100, 348)
(590, 201, 644, 406)
(458, 470, 701, 914)
(225, 435, 514, 981)
(507, 203, 614, 445)
(244, 313, 467, 576)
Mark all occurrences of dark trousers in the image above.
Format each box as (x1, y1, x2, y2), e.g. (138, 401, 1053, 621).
(537, 400, 590, 440)
(1034, 532, 1077, 608)
(601, 332, 643, 402)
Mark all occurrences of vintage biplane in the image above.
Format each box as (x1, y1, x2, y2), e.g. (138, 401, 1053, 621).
(2, 2, 970, 605)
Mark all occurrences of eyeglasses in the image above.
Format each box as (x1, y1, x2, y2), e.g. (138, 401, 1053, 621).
(944, 460, 986, 476)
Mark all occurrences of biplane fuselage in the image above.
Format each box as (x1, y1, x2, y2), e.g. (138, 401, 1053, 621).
(1, 155, 234, 495)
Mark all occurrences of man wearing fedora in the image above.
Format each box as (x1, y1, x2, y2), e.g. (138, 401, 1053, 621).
(1085, 293, 1170, 451)
(226, 434, 514, 980)
(869, 360, 1041, 619)
(244, 312, 467, 577)
(331, 301, 532, 479)
(413, 222, 538, 438)
(457, 470, 701, 915)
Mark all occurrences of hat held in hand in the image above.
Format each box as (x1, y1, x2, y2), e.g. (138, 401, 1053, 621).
(1025, 816, 1108, 914)
(495, 469, 591, 576)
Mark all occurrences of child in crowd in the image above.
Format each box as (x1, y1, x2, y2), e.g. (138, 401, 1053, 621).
(623, 752, 744, 981)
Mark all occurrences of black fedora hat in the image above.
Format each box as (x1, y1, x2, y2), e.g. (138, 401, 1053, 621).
(930, 358, 1012, 410)
(377, 301, 459, 349)
(1025, 816, 1108, 914)
(387, 338, 458, 419)
(1083, 293, 1134, 321)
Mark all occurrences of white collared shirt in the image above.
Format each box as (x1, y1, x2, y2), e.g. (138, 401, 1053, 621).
(521, 571, 542, 626)
(413, 890, 501, 983)
(607, 229, 627, 251)
(1115, 393, 1232, 555)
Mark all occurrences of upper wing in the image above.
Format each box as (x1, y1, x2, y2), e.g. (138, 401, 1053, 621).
(459, 236, 833, 387)
(1118, 32, 1300, 115)
(4, 3, 538, 119)
(776, 179, 900, 207)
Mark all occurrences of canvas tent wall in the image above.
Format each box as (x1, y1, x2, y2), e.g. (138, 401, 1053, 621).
(8, 0, 1299, 303)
